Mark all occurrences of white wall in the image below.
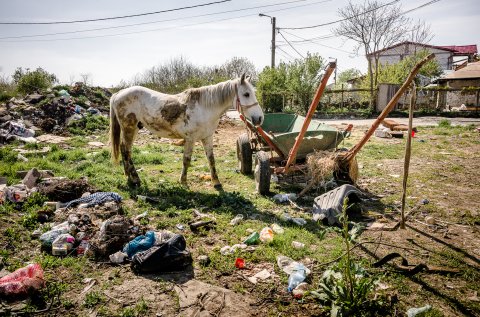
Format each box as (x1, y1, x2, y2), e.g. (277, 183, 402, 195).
(374, 43, 453, 70)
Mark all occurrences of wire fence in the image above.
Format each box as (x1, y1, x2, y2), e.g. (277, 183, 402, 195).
(258, 86, 480, 114)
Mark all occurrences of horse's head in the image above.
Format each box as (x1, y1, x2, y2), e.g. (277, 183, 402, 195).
(235, 73, 264, 126)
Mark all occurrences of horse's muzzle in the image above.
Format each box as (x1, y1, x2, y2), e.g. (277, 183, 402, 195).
(252, 115, 263, 126)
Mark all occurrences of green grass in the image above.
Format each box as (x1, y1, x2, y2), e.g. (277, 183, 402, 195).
(0, 122, 478, 315)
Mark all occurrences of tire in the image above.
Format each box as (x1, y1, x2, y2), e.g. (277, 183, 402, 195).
(237, 133, 252, 175)
(254, 151, 271, 195)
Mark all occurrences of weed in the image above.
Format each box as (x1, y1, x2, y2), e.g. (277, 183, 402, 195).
(311, 199, 384, 316)
(121, 298, 149, 317)
(438, 119, 451, 128)
(68, 114, 109, 135)
(84, 291, 104, 308)
(0, 147, 18, 164)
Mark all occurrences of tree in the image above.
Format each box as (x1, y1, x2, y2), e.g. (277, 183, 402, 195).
(80, 73, 93, 85)
(221, 57, 258, 82)
(338, 68, 362, 83)
(12, 67, 57, 94)
(371, 50, 442, 85)
(334, 1, 433, 110)
(286, 53, 325, 114)
(256, 63, 288, 112)
(256, 53, 325, 114)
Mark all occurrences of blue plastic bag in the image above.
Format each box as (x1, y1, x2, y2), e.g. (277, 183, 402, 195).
(123, 231, 155, 258)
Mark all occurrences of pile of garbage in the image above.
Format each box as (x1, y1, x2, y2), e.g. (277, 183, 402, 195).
(0, 82, 111, 142)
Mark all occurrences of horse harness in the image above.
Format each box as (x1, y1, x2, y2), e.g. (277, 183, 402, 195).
(234, 84, 258, 116)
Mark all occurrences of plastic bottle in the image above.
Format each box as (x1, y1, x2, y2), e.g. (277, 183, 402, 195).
(243, 232, 260, 245)
(287, 263, 307, 292)
(39, 221, 70, 248)
(259, 227, 274, 242)
(230, 214, 244, 226)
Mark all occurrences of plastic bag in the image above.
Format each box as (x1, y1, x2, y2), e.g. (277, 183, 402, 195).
(131, 234, 192, 273)
(0, 263, 45, 297)
(123, 231, 155, 258)
(39, 221, 70, 248)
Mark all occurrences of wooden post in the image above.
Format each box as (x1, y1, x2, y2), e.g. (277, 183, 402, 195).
(476, 89, 479, 112)
(401, 83, 416, 229)
(343, 53, 435, 162)
(283, 61, 336, 173)
(341, 83, 344, 108)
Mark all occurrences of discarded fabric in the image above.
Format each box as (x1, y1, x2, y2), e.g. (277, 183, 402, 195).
(62, 192, 122, 209)
(123, 231, 155, 258)
(0, 263, 45, 297)
(131, 234, 192, 273)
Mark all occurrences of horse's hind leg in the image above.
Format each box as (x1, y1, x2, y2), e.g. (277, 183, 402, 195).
(180, 139, 194, 186)
(201, 135, 222, 189)
(120, 115, 140, 186)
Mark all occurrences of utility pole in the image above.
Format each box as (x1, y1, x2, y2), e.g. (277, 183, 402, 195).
(259, 14, 276, 68)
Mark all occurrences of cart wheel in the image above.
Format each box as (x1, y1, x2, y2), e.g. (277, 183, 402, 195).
(237, 133, 252, 175)
(254, 151, 271, 195)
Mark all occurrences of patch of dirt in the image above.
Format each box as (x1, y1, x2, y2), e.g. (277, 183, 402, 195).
(38, 178, 96, 202)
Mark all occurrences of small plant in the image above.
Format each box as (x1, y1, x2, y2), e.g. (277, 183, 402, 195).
(311, 199, 381, 316)
(68, 114, 109, 135)
(84, 291, 104, 308)
(121, 299, 148, 317)
(438, 119, 451, 128)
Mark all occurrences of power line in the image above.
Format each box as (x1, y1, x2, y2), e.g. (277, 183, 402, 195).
(0, 0, 231, 25)
(276, 46, 296, 60)
(281, 30, 353, 54)
(279, 0, 441, 30)
(278, 31, 305, 59)
(279, 0, 400, 30)
(277, 34, 336, 44)
(0, 0, 317, 40)
(0, 0, 332, 42)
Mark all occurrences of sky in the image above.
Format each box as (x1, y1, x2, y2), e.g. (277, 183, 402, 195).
(0, 0, 478, 87)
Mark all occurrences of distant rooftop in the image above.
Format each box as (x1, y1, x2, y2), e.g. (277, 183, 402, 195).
(438, 45, 478, 54)
(439, 61, 480, 80)
(368, 41, 478, 56)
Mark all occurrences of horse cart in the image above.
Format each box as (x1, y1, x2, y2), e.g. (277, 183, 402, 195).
(236, 61, 352, 194)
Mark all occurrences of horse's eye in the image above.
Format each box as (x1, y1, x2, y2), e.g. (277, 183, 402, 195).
(243, 92, 250, 98)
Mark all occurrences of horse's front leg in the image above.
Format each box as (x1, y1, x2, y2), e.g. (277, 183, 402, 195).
(121, 142, 140, 187)
(180, 139, 194, 186)
(201, 135, 222, 189)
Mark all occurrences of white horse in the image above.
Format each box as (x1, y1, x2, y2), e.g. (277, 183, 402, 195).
(109, 74, 263, 188)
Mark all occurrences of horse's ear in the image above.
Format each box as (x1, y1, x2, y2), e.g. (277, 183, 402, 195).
(240, 73, 246, 84)
(246, 75, 251, 82)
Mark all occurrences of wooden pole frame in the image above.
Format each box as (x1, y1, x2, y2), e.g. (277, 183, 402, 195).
(401, 83, 416, 229)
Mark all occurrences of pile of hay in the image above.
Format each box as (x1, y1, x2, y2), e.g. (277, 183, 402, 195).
(306, 150, 359, 185)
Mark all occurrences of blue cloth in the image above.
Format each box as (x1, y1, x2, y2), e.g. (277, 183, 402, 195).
(64, 192, 122, 209)
(123, 231, 156, 258)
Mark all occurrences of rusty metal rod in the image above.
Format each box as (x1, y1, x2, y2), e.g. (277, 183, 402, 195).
(283, 61, 337, 173)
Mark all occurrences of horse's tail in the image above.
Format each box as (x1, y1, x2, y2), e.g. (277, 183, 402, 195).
(109, 92, 121, 164)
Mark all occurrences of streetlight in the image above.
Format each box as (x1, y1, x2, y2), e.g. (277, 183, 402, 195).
(259, 13, 276, 68)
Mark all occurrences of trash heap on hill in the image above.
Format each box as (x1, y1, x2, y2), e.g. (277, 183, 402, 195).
(0, 82, 111, 143)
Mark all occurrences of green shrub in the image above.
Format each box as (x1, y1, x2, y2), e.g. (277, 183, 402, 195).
(438, 119, 451, 128)
(67, 114, 109, 135)
(13, 67, 57, 94)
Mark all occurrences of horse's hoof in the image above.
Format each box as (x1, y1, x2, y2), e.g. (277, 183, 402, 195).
(213, 183, 223, 190)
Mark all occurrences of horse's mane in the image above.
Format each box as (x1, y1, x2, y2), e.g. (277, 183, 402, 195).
(180, 79, 238, 108)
